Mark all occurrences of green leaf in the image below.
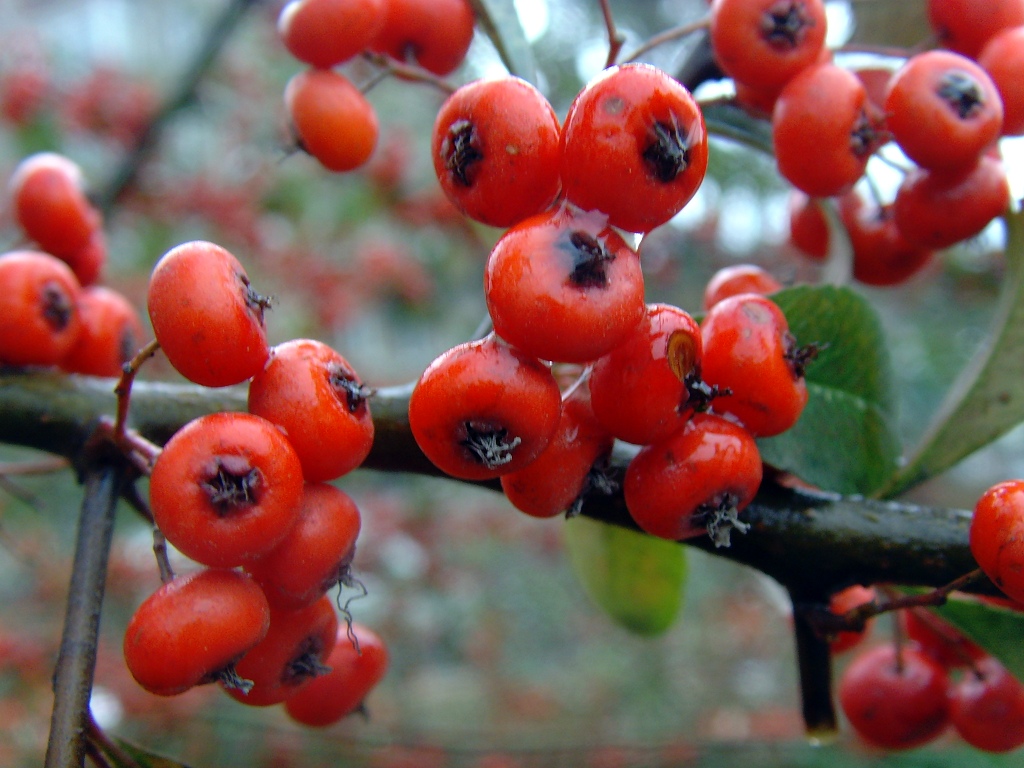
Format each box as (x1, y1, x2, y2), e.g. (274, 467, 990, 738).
(882, 210, 1024, 497)
(563, 515, 686, 636)
(848, 0, 929, 49)
(467, 0, 538, 84)
(934, 597, 1024, 684)
(757, 285, 901, 495)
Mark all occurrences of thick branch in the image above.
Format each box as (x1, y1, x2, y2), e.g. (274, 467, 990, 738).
(0, 371, 988, 600)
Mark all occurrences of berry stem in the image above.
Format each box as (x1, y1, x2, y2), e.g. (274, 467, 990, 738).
(623, 16, 712, 65)
(598, 0, 627, 68)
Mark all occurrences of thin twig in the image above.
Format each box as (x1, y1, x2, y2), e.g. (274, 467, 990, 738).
(598, 0, 626, 68)
(360, 52, 459, 95)
(623, 17, 712, 64)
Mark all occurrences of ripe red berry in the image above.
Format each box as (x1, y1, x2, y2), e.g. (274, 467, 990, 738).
(624, 412, 763, 545)
(284, 623, 389, 726)
(588, 302, 705, 446)
(225, 595, 339, 707)
(431, 76, 561, 228)
(772, 63, 885, 197)
(949, 656, 1024, 752)
(277, 0, 385, 69)
(838, 644, 951, 750)
(703, 264, 782, 310)
(710, 0, 828, 92)
(60, 285, 144, 377)
(245, 483, 362, 610)
(408, 334, 562, 481)
(149, 412, 305, 568)
(885, 50, 1003, 173)
(8, 152, 101, 263)
(970, 479, 1024, 604)
(0, 250, 82, 367)
(560, 63, 708, 234)
(927, 0, 1024, 59)
(787, 191, 830, 261)
(978, 26, 1024, 136)
(827, 585, 876, 654)
(123, 569, 270, 697)
(247, 339, 374, 483)
(146, 240, 271, 388)
(838, 192, 934, 287)
(700, 293, 810, 437)
(285, 68, 379, 172)
(892, 155, 1010, 251)
(369, 0, 476, 76)
(499, 384, 615, 519)
(483, 205, 645, 364)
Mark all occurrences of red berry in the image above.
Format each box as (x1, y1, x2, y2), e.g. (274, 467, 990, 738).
(902, 608, 985, 669)
(950, 656, 1024, 752)
(0, 250, 82, 367)
(247, 339, 374, 483)
(710, 0, 828, 92)
(624, 413, 763, 545)
(8, 152, 101, 262)
(284, 623, 389, 726)
(700, 293, 809, 437)
(432, 77, 561, 228)
(927, 0, 1024, 59)
(408, 334, 562, 481)
(60, 285, 144, 377)
(500, 383, 615, 519)
(225, 595, 338, 707)
(884, 50, 1003, 173)
(839, 644, 951, 750)
(245, 483, 362, 610)
(772, 63, 884, 198)
(277, 0, 385, 69)
(123, 569, 270, 697)
(977, 26, 1024, 136)
(285, 68, 379, 172)
(146, 240, 270, 388)
(838, 192, 934, 287)
(560, 63, 708, 234)
(970, 479, 1024, 604)
(588, 302, 705, 446)
(787, 191, 830, 261)
(703, 264, 782, 310)
(149, 412, 305, 568)
(369, 0, 476, 76)
(893, 155, 1010, 250)
(827, 585, 877, 654)
(483, 205, 645, 364)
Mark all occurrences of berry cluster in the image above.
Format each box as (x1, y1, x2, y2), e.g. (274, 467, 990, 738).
(277, 0, 476, 172)
(1, 152, 143, 376)
(123, 239, 387, 726)
(834, 606, 1024, 753)
(713, 0, 1018, 286)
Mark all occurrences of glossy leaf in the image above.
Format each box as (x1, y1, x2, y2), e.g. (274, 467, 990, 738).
(934, 597, 1024, 684)
(467, 0, 537, 84)
(882, 210, 1024, 497)
(758, 285, 901, 495)
(563, 514, 686, 636)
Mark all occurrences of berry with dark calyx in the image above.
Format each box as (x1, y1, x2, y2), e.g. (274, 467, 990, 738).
(432, 76, 561, 228)
(560, 63, 708, 234)
(950, 655, 1024, 753)
(500, 383, 615, 519)
(484, 204, 645, 364)
(248, 338, 374, 483)
(149, 412, 305, 568)
(284, 623, 389, 727)
(624, 412, 762, 545)
(408, 334, 562, 481)
(123, 568, 271, 697)
(224, 595, 339, 707)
